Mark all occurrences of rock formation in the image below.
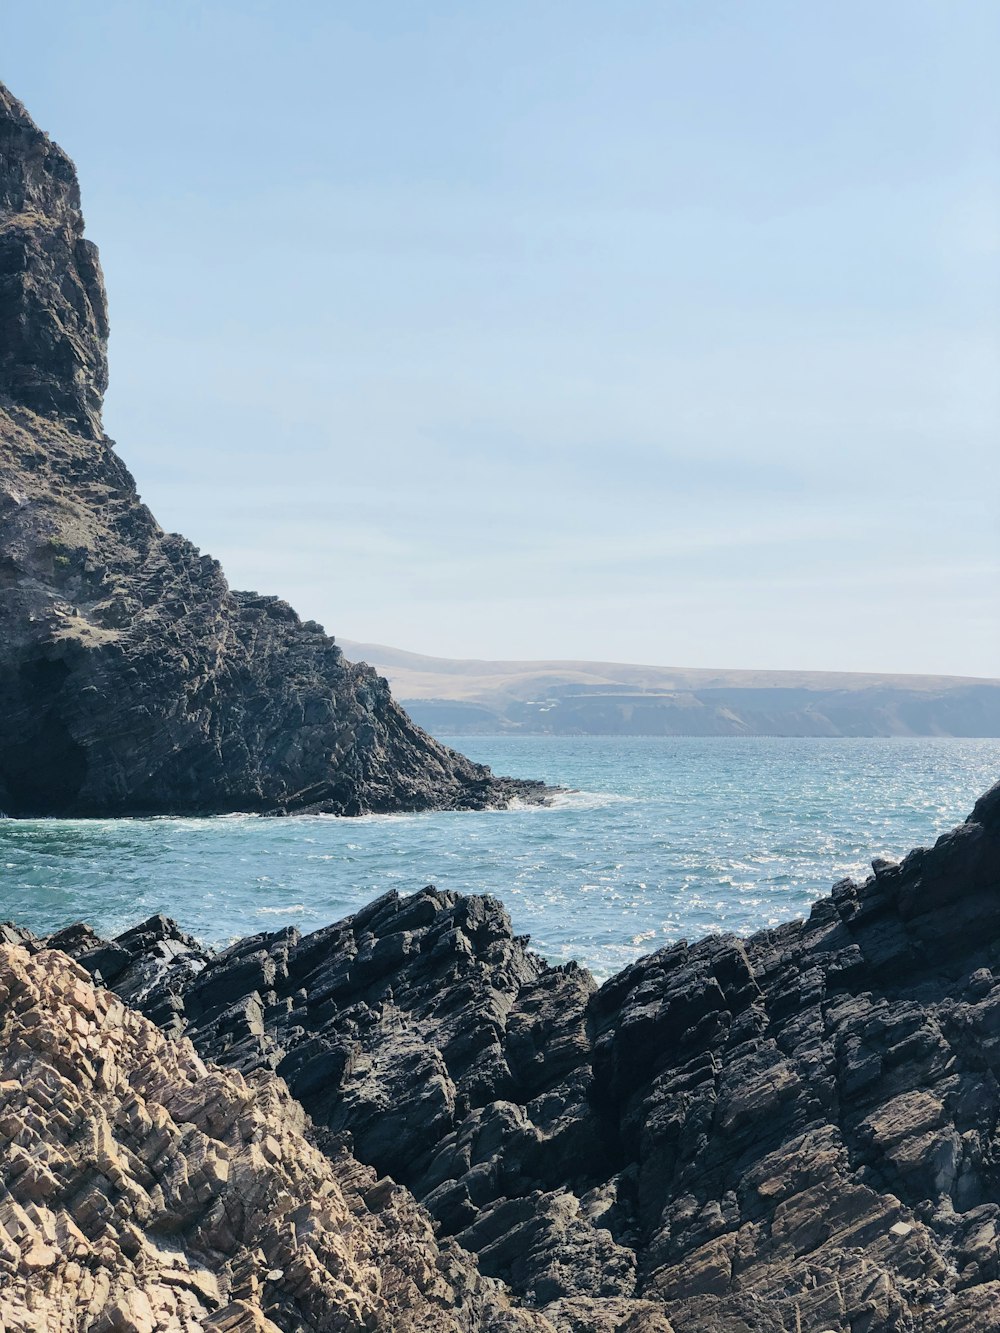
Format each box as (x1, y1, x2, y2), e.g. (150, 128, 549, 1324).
(0, 82, 543, 817)
(21, 779, 1000, 1330)
(0, 941, 555, 1332)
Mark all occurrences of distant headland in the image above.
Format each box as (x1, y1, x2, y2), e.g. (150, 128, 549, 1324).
(342, 639, 1000, 738)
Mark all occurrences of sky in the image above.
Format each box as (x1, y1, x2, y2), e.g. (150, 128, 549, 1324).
(4, 1, 999, 674)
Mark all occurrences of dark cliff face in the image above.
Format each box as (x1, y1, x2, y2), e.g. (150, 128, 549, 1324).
(0, 84, 108, 438)
(33, 780, 1000, 1331)
(0, 83, 542, 816)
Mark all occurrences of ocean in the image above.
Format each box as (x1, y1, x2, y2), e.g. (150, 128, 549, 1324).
(1, 735, 997, 979)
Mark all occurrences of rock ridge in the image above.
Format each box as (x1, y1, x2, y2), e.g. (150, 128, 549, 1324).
(15, 778, 1000, 1330)
(0, 82, 544, 817)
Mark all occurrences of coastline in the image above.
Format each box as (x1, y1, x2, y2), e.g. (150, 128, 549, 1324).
(4, 780, 1000, 1329)
(2, 48, 999, 1333)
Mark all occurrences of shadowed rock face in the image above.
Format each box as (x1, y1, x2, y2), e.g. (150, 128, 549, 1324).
(0, 83, 544, 816)
(29, 780, 1000, 1331)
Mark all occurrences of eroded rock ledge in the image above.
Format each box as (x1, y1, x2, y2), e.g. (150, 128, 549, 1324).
(0, 81, 544, 817)
(9, 781, 1000, 1331)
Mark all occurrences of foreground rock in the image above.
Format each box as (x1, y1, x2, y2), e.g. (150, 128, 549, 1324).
(29, 780, 1000, 1330)
(0, 83, 543, 816)
(0, 941, 557, 1332)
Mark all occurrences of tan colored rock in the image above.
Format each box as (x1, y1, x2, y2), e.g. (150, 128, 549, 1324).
(0, 944, 552, 1332)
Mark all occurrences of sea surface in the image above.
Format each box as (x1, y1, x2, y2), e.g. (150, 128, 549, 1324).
(1, 736, 997, 979)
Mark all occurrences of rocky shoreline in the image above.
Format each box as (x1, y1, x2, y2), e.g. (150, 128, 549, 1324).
(4, 69, 1000, 1333)
(4, 780, 1000, 1330)
(0, 82, 544, 819)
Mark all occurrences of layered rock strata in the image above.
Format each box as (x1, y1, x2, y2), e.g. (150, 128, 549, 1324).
(23, 780, 1000, 1330)
(0, 82, 543, 816)
(0, 941, 556, 1332)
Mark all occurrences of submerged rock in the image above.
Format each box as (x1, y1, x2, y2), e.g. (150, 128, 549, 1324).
(0, 82, 545, 817)
(35, 779, 1000, 1330)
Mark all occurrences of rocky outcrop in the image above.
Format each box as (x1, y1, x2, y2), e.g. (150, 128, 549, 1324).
(0, 941, 555, 1332)
(0, 85, 107, 439)
(0, 82, 544, 816)
(28, 780, 1000, 1330)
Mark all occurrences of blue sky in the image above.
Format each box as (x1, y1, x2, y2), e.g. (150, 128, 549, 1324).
(5, 1, 998, 673)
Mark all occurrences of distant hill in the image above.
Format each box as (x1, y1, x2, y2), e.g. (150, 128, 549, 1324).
(339, 641, 1000, 738)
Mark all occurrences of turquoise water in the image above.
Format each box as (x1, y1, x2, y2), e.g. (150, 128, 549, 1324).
(0, 736, 997, 979)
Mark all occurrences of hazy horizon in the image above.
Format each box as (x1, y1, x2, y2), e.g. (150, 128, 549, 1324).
(338, 637, 1000, 685)
(5, 2, 998, 675)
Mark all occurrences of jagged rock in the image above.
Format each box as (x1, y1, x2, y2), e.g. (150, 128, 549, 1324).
(0, 941, 555, 1332)
(45, 780, 1000, 1330)
(0, 82, 545, 817)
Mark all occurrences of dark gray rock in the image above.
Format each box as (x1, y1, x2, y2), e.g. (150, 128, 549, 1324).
(0, 82, 546, 817)
(44, 779, 1000, 1330)
(0, 84, 107, 438)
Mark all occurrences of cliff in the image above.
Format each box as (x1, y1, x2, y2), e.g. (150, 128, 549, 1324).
(20, 778, 1000, 1331)
(0, 83, 543, 816)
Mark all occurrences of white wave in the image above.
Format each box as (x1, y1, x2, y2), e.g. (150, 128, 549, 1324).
(507, 788, 637, 813)
(310, 812, 425, 825)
